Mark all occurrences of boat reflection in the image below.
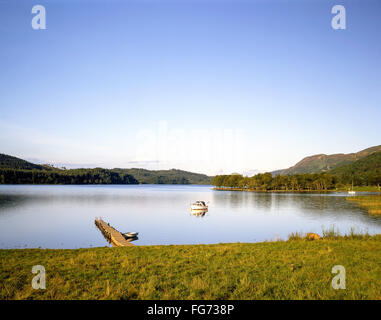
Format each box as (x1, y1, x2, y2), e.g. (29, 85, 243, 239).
(124, 236, 139, 242)
(190, 208, 208, 217)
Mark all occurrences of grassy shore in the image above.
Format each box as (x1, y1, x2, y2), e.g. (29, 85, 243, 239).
(348, 195, 381, 215)
(349, 186, 381, 192)
(1, 234, 380, 300)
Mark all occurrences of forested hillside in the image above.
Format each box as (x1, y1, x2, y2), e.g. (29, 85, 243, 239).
(0, 168, 138, 185)
(113, 168, 211, 184)
(0, 154, 211, 185)
(330, 151, 381, 186)
(212, 151, 381, 191)
(272, 145, 381, 175)
(0, 154, 46, 170)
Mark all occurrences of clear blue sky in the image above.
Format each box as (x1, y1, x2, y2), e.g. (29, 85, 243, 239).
(0, 0, 380, 175)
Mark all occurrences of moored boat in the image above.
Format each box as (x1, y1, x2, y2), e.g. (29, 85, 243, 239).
(190, 201, 208, 210)
(123, 232, 139, 238)
(348, 180, 356, 195)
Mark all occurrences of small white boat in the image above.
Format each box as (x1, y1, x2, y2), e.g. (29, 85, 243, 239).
(348, 181, 356, 195)
(123, 232, 139, 238)
(191, 201, 208, 210)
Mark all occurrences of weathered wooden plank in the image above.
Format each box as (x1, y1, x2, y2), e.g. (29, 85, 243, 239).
(95, 218, 134, 247)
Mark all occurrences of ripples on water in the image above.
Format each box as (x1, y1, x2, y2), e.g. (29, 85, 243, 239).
(0, 185, 380, 248)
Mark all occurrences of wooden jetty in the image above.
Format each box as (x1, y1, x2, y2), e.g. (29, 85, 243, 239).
(95, 218, 135, 247)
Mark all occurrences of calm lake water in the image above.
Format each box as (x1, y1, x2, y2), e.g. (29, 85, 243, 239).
(0, 185, 380, 249)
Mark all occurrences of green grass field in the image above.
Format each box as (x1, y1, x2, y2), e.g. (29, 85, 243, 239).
(1, 235, 380, 300)
(350, 186, 381, 192)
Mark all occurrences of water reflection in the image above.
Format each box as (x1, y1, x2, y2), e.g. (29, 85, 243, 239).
(0, 194, 31, 213)
(125, 236, 139, 242)
(0, 185, 380, 248)
(191, 208, 208, 217)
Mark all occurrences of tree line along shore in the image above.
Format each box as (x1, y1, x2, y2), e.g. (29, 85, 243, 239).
(1, 147, 381, 186)
(212, 150, 381, 191)
(212, 172, 381, 192)
(0, 154, 212, 185)
(211, 173, 381, 215)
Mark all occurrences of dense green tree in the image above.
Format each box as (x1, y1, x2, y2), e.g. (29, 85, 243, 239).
(211, 170, 374, 191)
(0, 168, 139, 185)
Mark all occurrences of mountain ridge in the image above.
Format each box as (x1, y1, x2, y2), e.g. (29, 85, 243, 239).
(0, 153, 212, 184)
(272, 145, 381, 175)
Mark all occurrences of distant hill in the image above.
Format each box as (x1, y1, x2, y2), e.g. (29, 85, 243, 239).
(272, 145, 381, 175)
(0, 154, 46, 170)
(0, 153, 211, 185)
(113, 168, 212, 185)
(331, 151, 381, 185)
